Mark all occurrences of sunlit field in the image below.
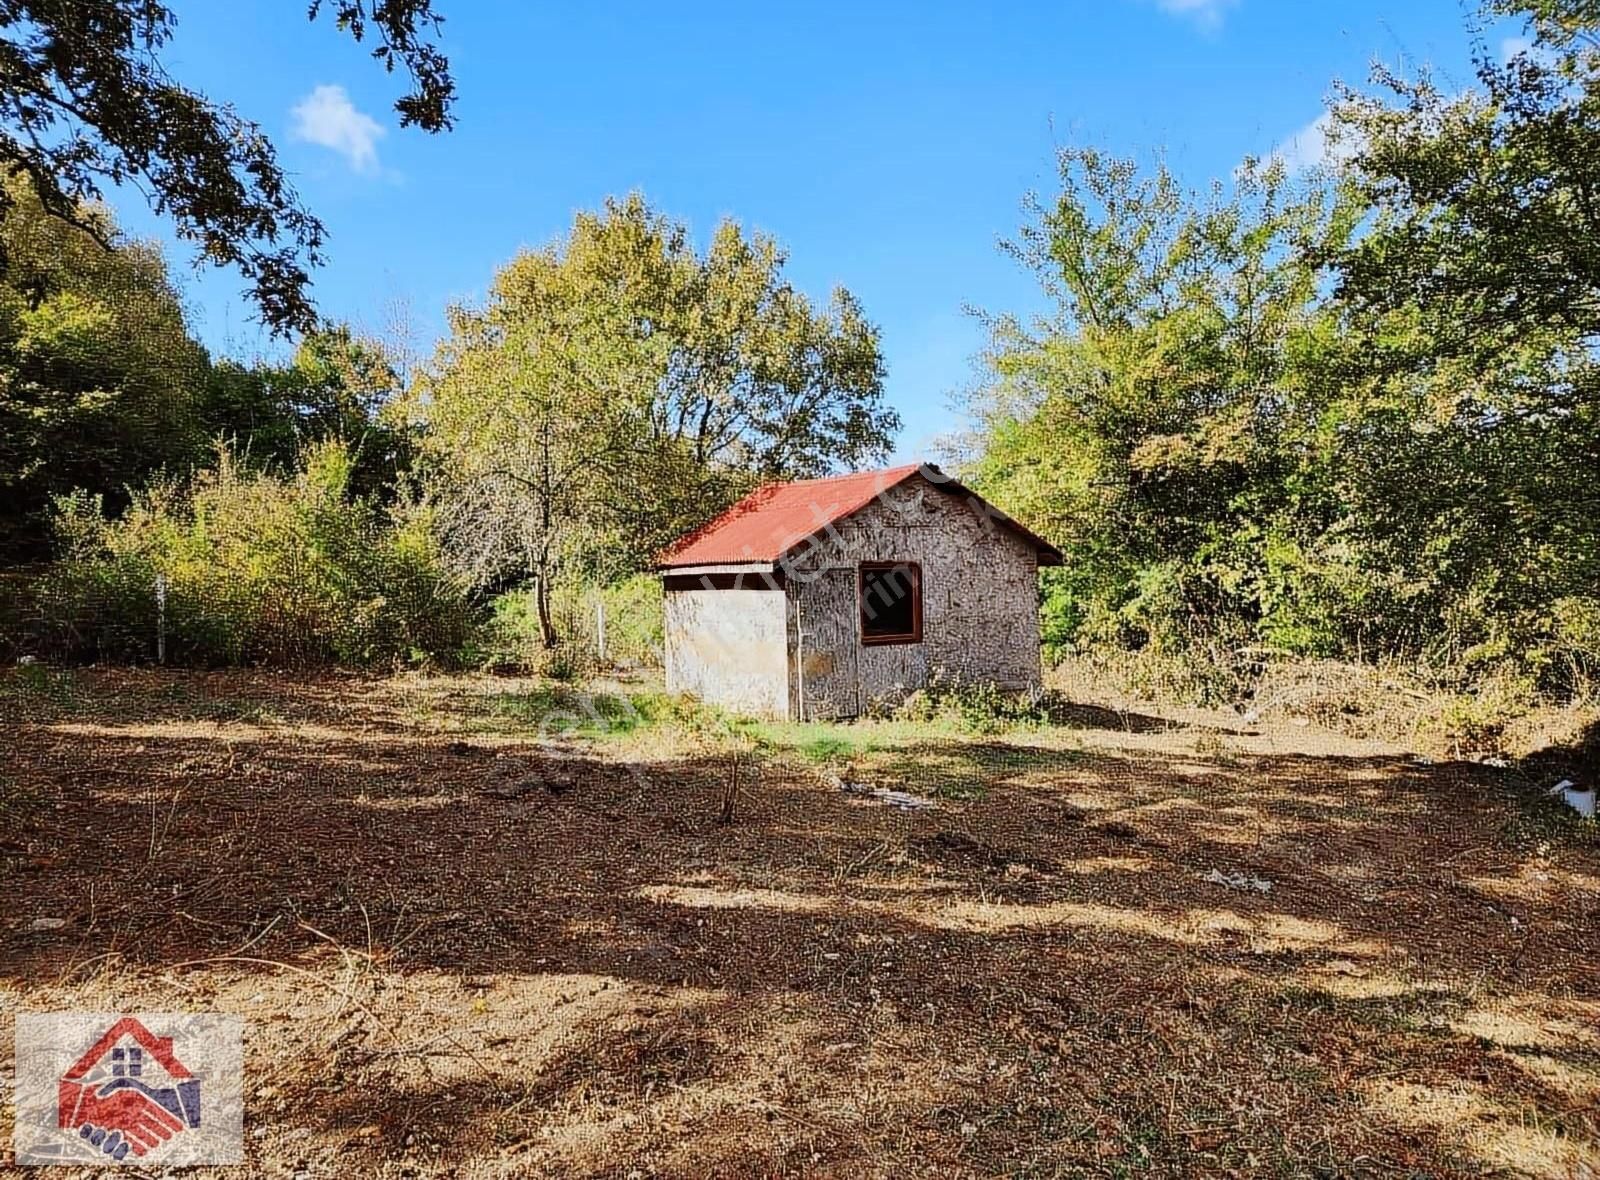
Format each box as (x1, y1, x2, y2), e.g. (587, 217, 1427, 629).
(3, 667, 1596, 1178)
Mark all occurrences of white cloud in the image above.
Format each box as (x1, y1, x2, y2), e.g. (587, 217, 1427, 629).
(1266, 111, 1358, 175)
(1499, 35, 1558, 67)
(291, 84, 385, 173)
(1500, 35, 1534, 63)
(1155, 0, 1238, 28)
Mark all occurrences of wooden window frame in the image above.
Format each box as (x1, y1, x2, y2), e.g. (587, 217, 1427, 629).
(857, 561, 923, 646)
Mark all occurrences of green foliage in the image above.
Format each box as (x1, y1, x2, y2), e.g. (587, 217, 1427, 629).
(471, 683, 709, 740)
(0, 0, 453, 334)
(480, 573, 663, 676)
(593, 575, 665, 668)
(32, 440, 476, 666)
(963, 148, 1361, 700)
(964, 116, 1600, 704)
(412, 194, 897, 645)
(0, 179, 208, 559)
(1427, 667, 1539, 754)
(481, 591, 594, 680)
(201, 324, 417, 502)
(0, 173, 414, 562)
(1334, 0, 1600, 362)
(893, 671, 1056, 734)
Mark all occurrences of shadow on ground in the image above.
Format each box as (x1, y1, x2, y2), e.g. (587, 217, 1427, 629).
(2, 668, 1596, 1178)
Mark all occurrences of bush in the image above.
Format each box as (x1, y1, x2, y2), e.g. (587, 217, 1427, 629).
(595, 574, 664, 667)
(892, 669, 1054, 734)
(30, 441, 479, 667)
(482, 573, 662, 675)
(1425, 667, 1539, 757)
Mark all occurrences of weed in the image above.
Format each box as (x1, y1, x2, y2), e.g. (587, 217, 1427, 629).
(0, 663, 82, 716)
(892, 670, 1060, 734)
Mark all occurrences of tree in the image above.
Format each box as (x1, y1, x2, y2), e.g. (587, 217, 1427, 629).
(1332, 0, 1600, 360)
(1324, 0, 1600, 678)
(0, 176, 207, 557)
(0, 0, 455, 335)
(955, 7, 1600, 699)
(412, 283, 651, 646)
(413, 195, 897, 644)
(203, 324, 415, 500)
(0, 168, 416, 561)
(960, 149, 1356, 674)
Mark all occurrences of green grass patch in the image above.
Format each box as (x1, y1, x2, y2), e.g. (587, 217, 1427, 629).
(742, 717, 1082, 801)
(0, 663, 84, 717)
(741, 718, 932, 762)
(453, 679, 1086, 802)
(469, 684, 712, 740)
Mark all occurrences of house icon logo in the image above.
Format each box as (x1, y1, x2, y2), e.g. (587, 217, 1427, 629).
(13, 1011, 243, 1166)
(57, 1017, 203, 1162)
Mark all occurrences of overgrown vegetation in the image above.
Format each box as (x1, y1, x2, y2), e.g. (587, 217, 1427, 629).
(482, 574, 665, 678)
(4, 0, 1600, 768)
(958, 1, 1600, 725)
(29, 441, 475, 666)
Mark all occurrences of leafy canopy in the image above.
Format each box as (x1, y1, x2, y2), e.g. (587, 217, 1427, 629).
(0, 0, 454, 334)
(962, 149, 1356, 669)
(413, 195, 897, 640)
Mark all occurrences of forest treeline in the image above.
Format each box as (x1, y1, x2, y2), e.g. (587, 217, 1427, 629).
(961, 0, 1600, 707)
(4, 0, 1599, 719)
(0, 183, 899, 668)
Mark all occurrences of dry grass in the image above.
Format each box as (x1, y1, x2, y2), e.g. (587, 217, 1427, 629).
(1051, 651, 1600, 770)
(2, 666, 1597, 1178)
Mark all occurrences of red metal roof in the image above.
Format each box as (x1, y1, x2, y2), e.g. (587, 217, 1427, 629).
(655, 463, 1063, 569)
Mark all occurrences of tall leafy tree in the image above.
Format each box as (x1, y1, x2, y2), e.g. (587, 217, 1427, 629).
(0, 174, 413, 560)
(1333, 0, 1600, 359)
(961, 149, 1356, 668)
(0, 177, 206, 557)
(0, 0, 454, 334)
(1325, 0, 1600, 674)
(413, 195, 897, 644)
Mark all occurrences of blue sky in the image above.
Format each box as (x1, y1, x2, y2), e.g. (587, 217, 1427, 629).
(111, 0, 1508, 459)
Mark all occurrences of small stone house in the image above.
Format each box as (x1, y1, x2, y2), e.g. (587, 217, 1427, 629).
(655, 463, 1062, 720)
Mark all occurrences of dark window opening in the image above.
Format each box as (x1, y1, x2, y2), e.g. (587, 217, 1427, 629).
(859, 562, 922, 645)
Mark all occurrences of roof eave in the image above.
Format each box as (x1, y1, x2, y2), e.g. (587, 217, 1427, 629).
(654, 560, 779, 576)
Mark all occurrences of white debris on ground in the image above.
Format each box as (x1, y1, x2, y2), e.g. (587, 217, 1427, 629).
(1550, 779, 1597, 819)
(1203, 868, 1273, 893)
(829, 775, 937, 811)
(28, 918, 66, 931)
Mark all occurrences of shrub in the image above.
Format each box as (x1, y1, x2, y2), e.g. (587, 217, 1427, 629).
(892, 669, 1054, 734)
(31, 441, 479, 667)
(1425, 666, 1539, 757)
(483, 573, 663, 674)
(595, 574, 664, 667)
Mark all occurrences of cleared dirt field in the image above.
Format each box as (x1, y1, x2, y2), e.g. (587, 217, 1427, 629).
(2, 667, 1597, 1178)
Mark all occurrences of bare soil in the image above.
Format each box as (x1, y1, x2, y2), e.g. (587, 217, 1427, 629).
(2, 668, 1597, 1178)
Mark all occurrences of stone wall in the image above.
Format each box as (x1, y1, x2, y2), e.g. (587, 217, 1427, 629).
(786, 472, 1042, 716)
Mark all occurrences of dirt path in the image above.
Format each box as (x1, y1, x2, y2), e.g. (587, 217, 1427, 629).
(2, 668, 1597, 1177)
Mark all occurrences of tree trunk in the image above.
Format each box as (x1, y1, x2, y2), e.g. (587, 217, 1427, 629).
(535, 572, 557, 648)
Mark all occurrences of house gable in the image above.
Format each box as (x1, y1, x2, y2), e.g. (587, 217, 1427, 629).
(656, 463, 1061, 572)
